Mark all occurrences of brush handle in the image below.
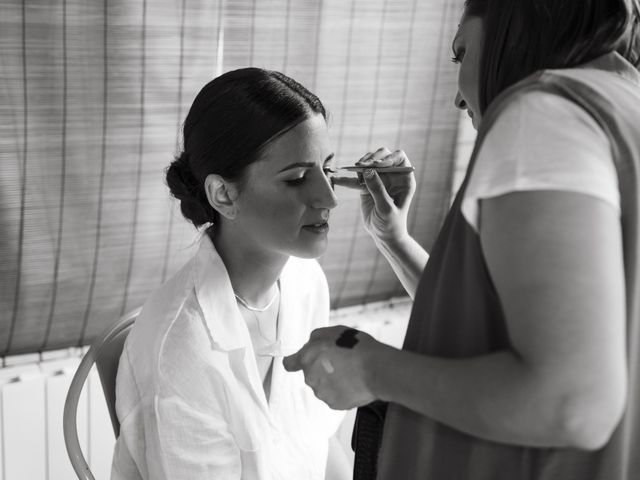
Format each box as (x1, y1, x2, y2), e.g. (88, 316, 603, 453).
(337, 166, 415, 173)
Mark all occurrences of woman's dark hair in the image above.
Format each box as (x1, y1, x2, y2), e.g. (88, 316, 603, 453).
(166, 68, 326, 228)
(464, 0, 640, 113)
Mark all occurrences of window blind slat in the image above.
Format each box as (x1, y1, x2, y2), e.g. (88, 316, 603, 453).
(0, 0, 460, 355)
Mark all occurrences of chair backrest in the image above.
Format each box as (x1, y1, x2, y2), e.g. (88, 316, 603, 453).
(63, 307, 141, 480)
(95, 310, 139, 437)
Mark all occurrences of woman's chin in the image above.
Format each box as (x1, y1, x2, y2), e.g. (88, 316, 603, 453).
(289, 238, 329, 259)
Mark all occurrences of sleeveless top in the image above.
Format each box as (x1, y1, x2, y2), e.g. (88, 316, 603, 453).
(376, 52, 640, 480)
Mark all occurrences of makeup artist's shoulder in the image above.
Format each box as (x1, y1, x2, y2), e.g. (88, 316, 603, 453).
(485, 90, 571, 141)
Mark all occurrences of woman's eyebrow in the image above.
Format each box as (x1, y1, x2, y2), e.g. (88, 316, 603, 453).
(278, 162, 315, 173)
(278, 153, 335, 173)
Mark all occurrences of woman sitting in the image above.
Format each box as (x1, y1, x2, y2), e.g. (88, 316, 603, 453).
(110, 68, 349, 480)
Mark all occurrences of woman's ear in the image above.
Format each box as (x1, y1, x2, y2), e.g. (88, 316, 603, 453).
(204, 174, 239, 220)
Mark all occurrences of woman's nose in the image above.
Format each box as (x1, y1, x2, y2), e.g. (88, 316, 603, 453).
(310, 173, 338, 210)
(454, 91, 467, 110)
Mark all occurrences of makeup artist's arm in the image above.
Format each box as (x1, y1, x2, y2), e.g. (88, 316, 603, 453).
(286, 191, 627, 449)
(370, 227, 428, 300)
(332, 148, 427, 299)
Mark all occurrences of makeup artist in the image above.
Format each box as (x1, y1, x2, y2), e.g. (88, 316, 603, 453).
(284, 0, 640, 478)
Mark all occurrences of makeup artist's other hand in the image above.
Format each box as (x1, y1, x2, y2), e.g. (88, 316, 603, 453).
(283, 326, 389, 410)
(332, 148, 416, 244)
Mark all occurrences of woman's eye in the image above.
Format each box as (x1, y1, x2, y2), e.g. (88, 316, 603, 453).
(285, 167, 334, 187)
(285, 176, 306, 186)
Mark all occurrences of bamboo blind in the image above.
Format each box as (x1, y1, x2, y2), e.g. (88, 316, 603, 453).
(0, 0, 461, 356)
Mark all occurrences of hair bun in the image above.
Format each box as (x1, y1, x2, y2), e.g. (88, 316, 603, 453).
(166, 151, 217, 228)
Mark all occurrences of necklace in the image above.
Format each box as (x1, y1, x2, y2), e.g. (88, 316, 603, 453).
(236, 289, 280, 346)
(234, 288, 279, 312)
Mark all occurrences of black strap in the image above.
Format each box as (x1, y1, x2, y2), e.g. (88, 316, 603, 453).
(352, 401, 388, 480)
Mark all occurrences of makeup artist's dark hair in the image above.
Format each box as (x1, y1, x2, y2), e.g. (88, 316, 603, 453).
(166, 68, 326, 228)
(463, 0, 640, 113)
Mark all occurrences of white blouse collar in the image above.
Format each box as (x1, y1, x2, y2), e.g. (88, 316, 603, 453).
(192, 235, 303, 356)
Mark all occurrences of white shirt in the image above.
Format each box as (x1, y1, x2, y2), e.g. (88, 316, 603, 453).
(111, 235, 344, 480)
(462, 67, 620, 230)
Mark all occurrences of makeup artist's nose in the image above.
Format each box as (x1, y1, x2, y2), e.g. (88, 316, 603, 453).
(454, 91, 467, 110)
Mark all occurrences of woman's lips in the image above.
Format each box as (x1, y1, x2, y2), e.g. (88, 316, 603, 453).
(302, 221, 329, 233)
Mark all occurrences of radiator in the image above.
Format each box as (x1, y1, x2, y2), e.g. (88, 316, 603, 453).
(0, 350, 114, 480)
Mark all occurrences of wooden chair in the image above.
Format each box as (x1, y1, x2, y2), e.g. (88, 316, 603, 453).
(63, 307, 141, 480)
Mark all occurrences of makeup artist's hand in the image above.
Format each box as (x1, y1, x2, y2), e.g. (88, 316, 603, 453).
(332, 148, 416, 244)
(283, 325, 390, 410)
